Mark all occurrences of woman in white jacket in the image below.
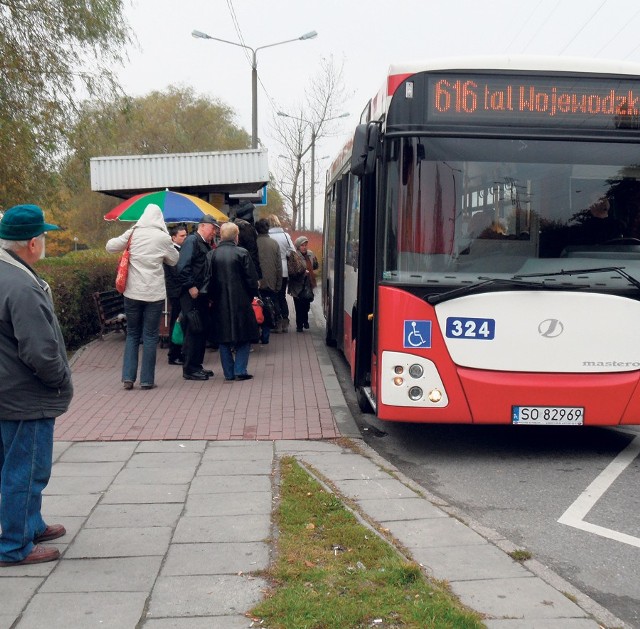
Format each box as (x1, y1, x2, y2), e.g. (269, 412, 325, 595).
(106, 204, 179, 389)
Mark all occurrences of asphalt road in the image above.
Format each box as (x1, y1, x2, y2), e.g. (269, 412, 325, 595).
(327, 346, 640, 629)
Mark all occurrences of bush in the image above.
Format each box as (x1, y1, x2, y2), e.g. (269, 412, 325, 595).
(36, 250, 120, 351)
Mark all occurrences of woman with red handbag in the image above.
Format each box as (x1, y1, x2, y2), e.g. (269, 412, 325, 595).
(106, 204, 178, 390)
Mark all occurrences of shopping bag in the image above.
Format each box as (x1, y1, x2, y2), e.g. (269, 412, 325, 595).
(115, 235, 132, 293)
(171, 319, 184, 346)
(287, 249, 306, 277)
(252, 297, 264, 324)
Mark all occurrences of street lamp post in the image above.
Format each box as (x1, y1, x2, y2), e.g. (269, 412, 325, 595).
(192, 29, 317, 149)
(277, 111, 348, 229)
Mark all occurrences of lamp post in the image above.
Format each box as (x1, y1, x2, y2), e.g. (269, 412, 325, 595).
(192, 29, 317, 149)
(277, 111, 348, 229)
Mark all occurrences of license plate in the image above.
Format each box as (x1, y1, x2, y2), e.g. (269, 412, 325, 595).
(512, 406, 584, 425)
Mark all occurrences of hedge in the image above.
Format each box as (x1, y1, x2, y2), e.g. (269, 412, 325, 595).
(35, 251, 120, 351)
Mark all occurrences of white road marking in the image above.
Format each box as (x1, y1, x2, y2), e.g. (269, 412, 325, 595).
(557, 434, 640, 548)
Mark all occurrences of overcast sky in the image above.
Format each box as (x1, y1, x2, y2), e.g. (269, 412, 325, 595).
(118, 0, 640, 226)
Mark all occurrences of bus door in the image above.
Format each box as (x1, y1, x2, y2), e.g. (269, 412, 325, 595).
(352, 166, 377, 399)
(325, 175, 349, 349)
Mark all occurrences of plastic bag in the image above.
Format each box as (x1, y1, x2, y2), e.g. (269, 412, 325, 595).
(171, 319, 184, 345)
(252, 297, 264, 324)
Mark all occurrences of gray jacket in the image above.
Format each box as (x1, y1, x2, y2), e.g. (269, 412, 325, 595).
(0, 249, 73, 419)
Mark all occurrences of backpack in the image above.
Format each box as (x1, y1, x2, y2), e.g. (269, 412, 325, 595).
(287, 249, 306, 277)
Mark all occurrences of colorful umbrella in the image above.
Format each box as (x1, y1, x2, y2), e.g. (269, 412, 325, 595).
(104, 190, 228, 223)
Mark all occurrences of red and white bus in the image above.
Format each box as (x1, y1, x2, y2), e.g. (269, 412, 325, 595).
(323, 57, 640, 426)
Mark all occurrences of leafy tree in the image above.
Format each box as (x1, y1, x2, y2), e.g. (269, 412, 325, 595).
(272, 56, 348, 230)
(0, 0, 132, 210)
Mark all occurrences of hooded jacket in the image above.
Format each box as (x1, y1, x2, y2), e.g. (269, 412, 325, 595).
(106, 204, 178, 301)
(0, 248, 73, 419)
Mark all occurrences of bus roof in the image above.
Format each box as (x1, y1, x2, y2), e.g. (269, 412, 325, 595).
(371, 56, 640, 121)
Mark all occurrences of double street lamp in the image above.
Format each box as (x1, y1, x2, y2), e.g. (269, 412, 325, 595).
(277, 111, 349, 229)
(192, 29, 318, 149)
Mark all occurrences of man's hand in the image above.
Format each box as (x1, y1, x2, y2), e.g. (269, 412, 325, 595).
(189, 287, 199, 299)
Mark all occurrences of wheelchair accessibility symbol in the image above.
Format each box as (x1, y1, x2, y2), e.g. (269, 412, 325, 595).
(403, 320, 432, 348)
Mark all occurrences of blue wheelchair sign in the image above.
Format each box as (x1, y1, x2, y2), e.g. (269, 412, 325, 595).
(403, 320, 432, 348)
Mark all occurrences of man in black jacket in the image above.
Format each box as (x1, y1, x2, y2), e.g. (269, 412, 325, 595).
(230, 201, 262, 281)
(177, 216, 216, 380)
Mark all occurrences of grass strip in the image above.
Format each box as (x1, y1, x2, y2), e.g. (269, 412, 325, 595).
(250, 457, 485, 629)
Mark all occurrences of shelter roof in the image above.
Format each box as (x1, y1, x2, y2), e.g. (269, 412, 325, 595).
(90, 149, 269, 200)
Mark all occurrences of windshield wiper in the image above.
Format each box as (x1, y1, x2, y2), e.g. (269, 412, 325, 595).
(426, 277, 549, 305)
(513, 266, 640, 291)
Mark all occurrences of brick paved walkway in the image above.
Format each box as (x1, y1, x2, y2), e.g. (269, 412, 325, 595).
(56, 303, 339, 442)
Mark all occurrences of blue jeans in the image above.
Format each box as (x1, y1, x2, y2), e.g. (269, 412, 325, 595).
(123, 297, 164, 385)
(0, 419, 54, 562)
(219, 342, 251, 380)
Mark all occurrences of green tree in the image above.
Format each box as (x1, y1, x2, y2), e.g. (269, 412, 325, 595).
(58, 86, 256, 247)
(0, 0, 131, 210)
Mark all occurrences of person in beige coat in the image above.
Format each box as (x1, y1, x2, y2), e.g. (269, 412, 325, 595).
(106, 203, 178, 389)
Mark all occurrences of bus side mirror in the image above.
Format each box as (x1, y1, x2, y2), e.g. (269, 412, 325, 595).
(351, 123, 379, 176)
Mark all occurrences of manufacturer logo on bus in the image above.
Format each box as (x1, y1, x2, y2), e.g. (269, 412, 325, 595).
(538, 319, 564, 338)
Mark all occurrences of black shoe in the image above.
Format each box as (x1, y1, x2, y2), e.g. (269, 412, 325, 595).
(168, 358, 184, 365)
(201, 369, 214, 377)
(303, 322, 309, 329)
(296, 328, 303, 333)
(236, 374, 253, 381)
(183, 371, 209, 381)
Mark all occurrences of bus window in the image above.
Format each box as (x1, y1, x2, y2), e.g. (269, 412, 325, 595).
(382, 136, 640, 287)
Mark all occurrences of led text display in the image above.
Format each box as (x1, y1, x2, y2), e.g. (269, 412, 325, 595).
(428, 75, 640, 129)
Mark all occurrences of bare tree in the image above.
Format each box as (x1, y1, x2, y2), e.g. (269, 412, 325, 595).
(271, 56, 348, 230)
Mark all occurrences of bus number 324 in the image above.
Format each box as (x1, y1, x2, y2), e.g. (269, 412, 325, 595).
(446, 317, 495, 340)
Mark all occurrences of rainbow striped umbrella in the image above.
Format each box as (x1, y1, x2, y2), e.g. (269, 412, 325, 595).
(104, 190, 228, 223)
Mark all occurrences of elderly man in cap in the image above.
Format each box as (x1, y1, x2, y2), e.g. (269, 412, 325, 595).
(177, 215, 217, 380)
(0, 204, 73, 566)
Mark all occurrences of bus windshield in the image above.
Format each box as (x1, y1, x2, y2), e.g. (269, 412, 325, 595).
(382, 136, 640, 292)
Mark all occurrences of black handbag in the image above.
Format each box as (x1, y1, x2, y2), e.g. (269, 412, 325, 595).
(186, 308, 203, 334)
(299, 278, 314, 302)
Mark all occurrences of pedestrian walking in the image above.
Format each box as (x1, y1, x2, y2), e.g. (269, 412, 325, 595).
(205, 222, 259, 380)
(0, 204, 73, 566)
(288, 235, 318, 332)
(106, 204, 179, 389)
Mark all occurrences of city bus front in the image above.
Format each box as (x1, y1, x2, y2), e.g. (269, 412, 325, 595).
(371, 68, 640, 425)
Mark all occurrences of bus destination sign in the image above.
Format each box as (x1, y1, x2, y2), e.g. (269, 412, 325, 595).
(428, 74, 640, 129)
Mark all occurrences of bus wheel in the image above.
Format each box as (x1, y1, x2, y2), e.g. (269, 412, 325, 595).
(356, 386, 373, 414)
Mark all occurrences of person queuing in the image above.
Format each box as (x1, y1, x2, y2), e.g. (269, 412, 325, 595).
(106, 204, 179, 390)
(0, 204, 73, 567)
(230, 200, 262, 280)
(177, 215, 217, 380)
(288, 235, 318, 333)
(205, 222, 259, 381)
(267, 214, 296, 332)
(164, 224, 187, 365)
(255, 218, 282, 344)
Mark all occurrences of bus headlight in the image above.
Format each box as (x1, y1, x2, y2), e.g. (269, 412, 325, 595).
(381, 352, 448, 408)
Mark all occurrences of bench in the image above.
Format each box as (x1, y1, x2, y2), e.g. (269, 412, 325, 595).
(93, 290, 127, 339)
